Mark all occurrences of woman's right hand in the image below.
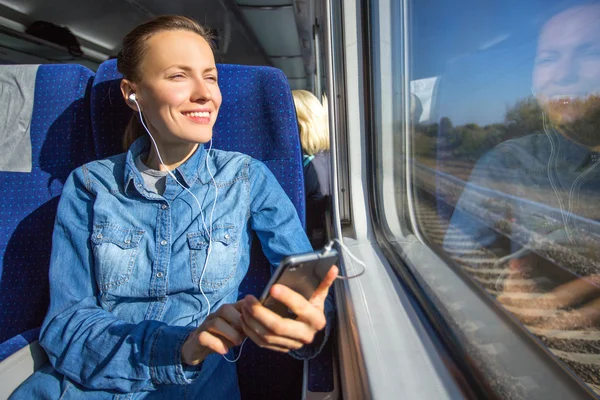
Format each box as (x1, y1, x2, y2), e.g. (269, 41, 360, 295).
(181, 300, 247, 366)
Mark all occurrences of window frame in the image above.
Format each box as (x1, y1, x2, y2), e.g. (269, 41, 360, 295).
(323, 0, 467, 398)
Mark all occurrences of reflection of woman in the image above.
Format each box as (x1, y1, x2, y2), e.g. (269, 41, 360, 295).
(445, 3, 600, 331)
(292, 90, 331, 248)
(533, 3, 600, 151)
(441, 7, 600, 394)
(496, 2, 600, 330)
(12, 16, 337, 399)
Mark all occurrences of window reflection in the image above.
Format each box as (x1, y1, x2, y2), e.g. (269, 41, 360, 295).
(412, 1, 600, 394)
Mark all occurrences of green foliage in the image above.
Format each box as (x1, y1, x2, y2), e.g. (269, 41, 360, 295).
(412, 96, 545, 161)
(504, 97, 544, 139)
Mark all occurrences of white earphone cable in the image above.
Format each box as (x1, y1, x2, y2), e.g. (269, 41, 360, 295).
(132, 98, 246, 362)
(324, 238, 366, 280)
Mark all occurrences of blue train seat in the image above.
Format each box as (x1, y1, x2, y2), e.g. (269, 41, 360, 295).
(90, 59, 334, 398)
(0, 64, 95, 363)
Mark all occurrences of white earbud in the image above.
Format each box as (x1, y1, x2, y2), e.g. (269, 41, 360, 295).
(129, 93, 137, 102)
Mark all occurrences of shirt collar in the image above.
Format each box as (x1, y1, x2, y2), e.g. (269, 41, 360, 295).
(124, 136, 210, 192)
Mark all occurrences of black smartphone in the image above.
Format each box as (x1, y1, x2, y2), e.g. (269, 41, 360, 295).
(260, 247, 339, 318)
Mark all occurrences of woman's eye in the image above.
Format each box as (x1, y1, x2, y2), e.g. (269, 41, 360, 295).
(169, 73, 186, 80)
(206, 75, 218, 82)
(581, 48, 600, 59)
(535, 55, 556, 65)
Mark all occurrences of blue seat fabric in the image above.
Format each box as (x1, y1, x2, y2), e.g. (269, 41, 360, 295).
(0, 64, 95, 360)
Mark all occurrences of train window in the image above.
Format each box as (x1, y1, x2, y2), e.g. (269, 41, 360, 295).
(369, 0, 600, 396)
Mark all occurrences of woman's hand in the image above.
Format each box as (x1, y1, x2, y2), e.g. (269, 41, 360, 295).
(497, 255, 600, 330)
(181, 300, 247, 366)
(240, 265, 338, 353)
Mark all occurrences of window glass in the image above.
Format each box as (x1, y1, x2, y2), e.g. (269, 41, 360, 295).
(383, 0, 600, 395)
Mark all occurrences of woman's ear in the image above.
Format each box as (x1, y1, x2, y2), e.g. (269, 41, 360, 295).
(120, 79, 139, 111)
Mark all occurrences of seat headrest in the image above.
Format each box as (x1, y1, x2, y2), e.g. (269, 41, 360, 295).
(0, 64, 95, 175)
(0, 65, 38, 173)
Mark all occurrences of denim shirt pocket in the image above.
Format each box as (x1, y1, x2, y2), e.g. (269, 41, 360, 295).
(187, 225, 238, 294)
(91, 224, 144, 293)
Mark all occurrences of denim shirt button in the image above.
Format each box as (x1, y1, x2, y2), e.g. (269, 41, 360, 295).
(224, 233, 230, 240)
(156, 272, 164, 278)
(96, 234, 102, 239)
(161, 204, 168, 210)
(160, 239, 167, 246)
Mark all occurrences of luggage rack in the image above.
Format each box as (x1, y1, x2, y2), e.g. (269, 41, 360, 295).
(0, 24, 104, 70)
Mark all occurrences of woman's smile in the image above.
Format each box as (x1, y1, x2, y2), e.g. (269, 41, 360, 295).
(181, 109, 213, 124)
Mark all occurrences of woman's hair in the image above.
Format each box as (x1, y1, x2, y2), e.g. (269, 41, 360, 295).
(292, 90, 330, 155)
(117, 15, 215, 150)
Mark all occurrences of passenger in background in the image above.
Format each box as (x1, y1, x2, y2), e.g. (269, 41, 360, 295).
(445, 2, 600, 332)
(293, 89, 331, 249)
(11, 15, 337, 399)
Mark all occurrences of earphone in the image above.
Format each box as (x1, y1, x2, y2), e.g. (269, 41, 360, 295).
(129, 93, 247, 363)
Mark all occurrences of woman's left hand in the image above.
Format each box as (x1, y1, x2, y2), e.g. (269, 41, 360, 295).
(497, 255, 600, 330)
(240, 265, 338, 353)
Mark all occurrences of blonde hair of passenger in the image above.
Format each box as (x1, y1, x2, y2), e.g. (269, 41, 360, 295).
(292, 90, 330, 155)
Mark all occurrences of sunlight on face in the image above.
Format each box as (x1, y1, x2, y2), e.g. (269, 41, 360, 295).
(135, 30, 222, 147)
(532, 4, 600, 148)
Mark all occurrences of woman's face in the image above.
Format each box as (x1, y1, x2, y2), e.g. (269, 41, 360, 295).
(132, 29, 222, 147)
(532, 4, 600, 148)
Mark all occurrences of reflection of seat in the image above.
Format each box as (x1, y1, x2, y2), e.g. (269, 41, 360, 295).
(0, 65, 95, 365)
(91, 59, 334, 398)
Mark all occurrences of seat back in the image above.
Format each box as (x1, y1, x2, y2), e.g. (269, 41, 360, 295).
(90, 59, 308, 399)
(0, 64, 95, 361)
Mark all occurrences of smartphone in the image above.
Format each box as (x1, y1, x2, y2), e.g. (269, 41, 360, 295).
(260, 247, 339, 318)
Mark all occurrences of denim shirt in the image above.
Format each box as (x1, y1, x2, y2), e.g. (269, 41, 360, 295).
(14, 136, 332, 399)
(444, 131, 600, 268)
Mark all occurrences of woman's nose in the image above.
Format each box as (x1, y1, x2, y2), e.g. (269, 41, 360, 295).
(553, 56, 579, 86)
(192, 79, 212, 102)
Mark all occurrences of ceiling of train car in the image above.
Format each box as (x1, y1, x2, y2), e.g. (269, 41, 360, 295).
(232, 0, 314, 90)
(0, 0, 315, 89)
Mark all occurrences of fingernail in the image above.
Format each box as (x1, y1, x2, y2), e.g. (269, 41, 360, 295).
(271, 285, 281, 296)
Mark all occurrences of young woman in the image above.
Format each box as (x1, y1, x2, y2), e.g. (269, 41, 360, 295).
(12, 16, 337, 399)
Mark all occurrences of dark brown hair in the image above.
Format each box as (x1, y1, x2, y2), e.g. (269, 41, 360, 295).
(117, 15, 215, 150)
